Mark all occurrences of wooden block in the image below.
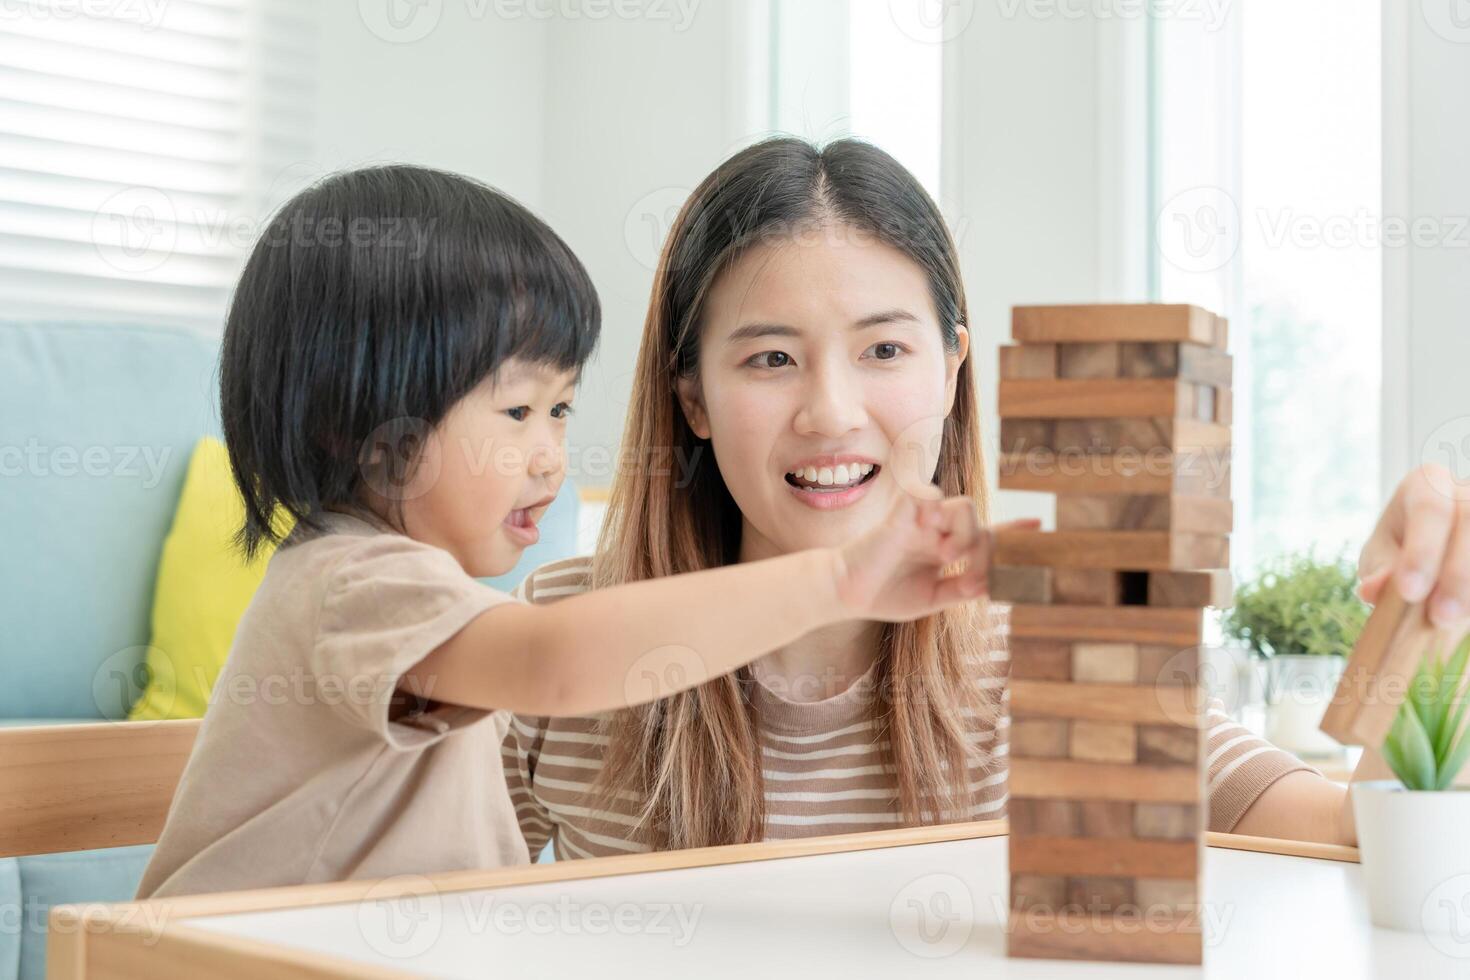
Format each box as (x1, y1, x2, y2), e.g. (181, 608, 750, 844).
(1008, 798, 1080, 837)
(1008, 907, 1202, 965)
(1070, 721, 1137, 763)
(1214, 315, 1229, 349)
(1319, 583, 1436, 747)
(1049, 418, 1231, 454)
(1010, 835, 1199, 879)
(1055, 495, 1233, 536)
(1011, 680, 1202, 728)
(1136, 877, 1199, 911)
(990, 565, 1053, 604)
(1009, 908, 1202, 965)
(1057, 342, 1121, 379)
(1147, 569, 1234, 608)
(1012, 304, 1222, 349)
(1051, 568, 1126, 606)
(1136, 645, 1199, 686)
(1078, 800, 1135, 838)
(998, 419, 1057, 453)
(999, 378, 1201, 420)
(1011, 873, 1067, 911)
(1216, 386, 1234, 425)
(1066, 876, 1135, 912)
(1012, 718, 1071, 758)
(1136, 725, 1201, 766)
(1009, 603, 1206, 648)
(1008, 638, 1072, 681)
(1133, 803, 1201, 840)
(999, 450, 1232, 499)
(994, 530, 1229, 571)
(1000, 343, 1058, 379)
(1071, 643, 1139, 683)
(1192, 384, 1216, 423)
(1118, 342, 1234, 387)
(1009, 758, 1201, 803)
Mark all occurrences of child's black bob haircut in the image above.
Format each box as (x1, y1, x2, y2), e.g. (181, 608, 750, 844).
(220, 164, 600, 560)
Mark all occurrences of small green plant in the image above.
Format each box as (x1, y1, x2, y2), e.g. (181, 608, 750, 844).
(1381, 636, 1470, 791)
(1223, 552, 1369, 658)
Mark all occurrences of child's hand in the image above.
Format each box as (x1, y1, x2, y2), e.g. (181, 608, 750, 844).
(831, 489, 1039, 622)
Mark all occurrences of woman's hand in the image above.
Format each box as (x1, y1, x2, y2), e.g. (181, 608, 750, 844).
(832, 488, 1038, 622)
(1358, 463, 1470, 626)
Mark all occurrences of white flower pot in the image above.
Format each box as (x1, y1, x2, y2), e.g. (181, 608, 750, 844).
(1263, 654, 1345, 758)
(1352, 779, 1470, 933)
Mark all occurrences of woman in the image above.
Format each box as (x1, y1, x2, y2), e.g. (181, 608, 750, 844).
(504, 137, 1469, 857)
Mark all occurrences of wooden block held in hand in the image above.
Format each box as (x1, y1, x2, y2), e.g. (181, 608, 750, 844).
(1000, 344, 1058, 379)
(1319, 583, 1437, 748)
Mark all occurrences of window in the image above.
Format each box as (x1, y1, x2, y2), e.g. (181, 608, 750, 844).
(0, 0, 317, 329)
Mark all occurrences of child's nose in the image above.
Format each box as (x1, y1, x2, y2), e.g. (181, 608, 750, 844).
(527, 442, 562, 478)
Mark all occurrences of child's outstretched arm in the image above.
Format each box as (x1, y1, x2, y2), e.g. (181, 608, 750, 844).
(404, 493, 1033, 717)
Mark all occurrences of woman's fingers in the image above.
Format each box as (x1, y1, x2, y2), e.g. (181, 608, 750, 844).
(1428, 498, 1470, 626)
(1393, 467, 1457, 604)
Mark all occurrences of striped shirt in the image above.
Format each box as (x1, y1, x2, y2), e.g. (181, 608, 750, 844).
(502, 557, 1317, 860)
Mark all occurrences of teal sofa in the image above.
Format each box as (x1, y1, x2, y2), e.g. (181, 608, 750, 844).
(0, 321, 580, 980)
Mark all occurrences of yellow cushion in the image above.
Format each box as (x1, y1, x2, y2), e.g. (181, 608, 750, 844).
(129, 438, 291, 720)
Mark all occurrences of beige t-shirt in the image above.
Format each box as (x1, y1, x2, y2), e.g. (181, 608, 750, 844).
(136, 511, 529, 899)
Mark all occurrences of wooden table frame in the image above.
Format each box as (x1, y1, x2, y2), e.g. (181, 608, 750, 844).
(47, 820, 1358, 980)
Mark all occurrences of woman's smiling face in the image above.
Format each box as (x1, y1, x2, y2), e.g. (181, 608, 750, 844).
(678, 224, 969, 560)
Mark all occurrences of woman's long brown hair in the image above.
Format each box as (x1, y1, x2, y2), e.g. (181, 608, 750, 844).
(591, 137, 1001, 850)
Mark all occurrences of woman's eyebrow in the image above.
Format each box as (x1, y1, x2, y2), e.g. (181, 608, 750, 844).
(855, 308, 920, 328)
(726, 322, 800, 344)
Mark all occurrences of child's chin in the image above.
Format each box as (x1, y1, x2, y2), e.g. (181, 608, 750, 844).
(470, 546, 522, 580)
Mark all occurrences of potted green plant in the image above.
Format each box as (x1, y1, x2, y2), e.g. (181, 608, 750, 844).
(1353, 636, 1470, 933)
(1223, 552, 1369, 758)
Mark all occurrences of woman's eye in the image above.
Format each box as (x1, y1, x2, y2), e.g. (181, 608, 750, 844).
(551, 402, 574, 419)
(505, 406, 529, 422)
(865, 342, 902, 361)
(747, 351, 792, 369)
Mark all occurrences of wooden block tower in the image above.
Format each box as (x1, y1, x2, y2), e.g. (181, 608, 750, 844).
(995, 304, 1233, 965)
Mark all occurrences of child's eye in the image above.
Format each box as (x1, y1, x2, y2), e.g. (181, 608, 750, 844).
(551, 402, 574, 419)
(505, 406, 530, 422)
(863, 342, 905, 361)
(745, 351, 793, 369)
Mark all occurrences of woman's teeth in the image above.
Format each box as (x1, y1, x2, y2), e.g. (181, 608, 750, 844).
(786, 462, 876, 489)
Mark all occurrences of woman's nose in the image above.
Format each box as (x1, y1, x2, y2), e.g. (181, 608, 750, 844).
(793, 365, 868, 437)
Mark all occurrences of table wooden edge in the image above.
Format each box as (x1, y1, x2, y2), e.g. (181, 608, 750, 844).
(47, 821, 1359, 980)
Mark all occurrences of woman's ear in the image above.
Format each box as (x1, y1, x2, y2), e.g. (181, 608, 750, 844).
(943, 322, 970, 414)
(675, 375, 712, 439)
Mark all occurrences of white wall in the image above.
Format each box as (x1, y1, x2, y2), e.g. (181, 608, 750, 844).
(1383, 3, 1470, 502)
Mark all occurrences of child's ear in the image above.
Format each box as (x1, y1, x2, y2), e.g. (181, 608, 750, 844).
(675, 375, 712, 439)
(943, 322, 970, 415)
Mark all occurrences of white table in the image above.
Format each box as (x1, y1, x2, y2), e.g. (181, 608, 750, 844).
(64, 828, 1463, 979)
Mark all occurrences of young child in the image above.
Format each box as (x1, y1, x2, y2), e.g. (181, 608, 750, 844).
(136, 165, 1000, 898)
